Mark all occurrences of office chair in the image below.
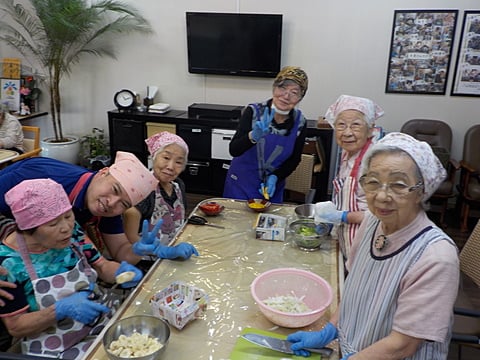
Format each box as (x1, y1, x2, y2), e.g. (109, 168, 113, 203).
(400, 119, 459, 227)
(457, 124, 480, 232)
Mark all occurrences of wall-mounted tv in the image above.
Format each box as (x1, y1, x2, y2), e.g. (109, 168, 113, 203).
(186, 12, 282, 78)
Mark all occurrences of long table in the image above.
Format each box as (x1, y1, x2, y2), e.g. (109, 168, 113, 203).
(84, 198, 341, 359)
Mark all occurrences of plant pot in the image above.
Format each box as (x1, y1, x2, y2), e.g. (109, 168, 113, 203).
(41, 136, 81, 164)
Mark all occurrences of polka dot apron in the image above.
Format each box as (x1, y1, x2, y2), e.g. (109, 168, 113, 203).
(16, 234, 109, 359)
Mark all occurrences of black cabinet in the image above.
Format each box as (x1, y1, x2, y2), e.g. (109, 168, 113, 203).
(181, 160, 212, 194)
(107, 110, 334, 200)
(177, 124, 211, 160)
(108, 117, 147, 165)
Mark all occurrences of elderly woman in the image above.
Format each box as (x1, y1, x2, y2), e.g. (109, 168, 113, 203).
(288, 133, 459, 359)
(123, 132, 198, 262)
(0, 104, 24, 153)
(315, 95, 384, 260)
(223, 66, 308, 203)
(0, 179, 143, 359)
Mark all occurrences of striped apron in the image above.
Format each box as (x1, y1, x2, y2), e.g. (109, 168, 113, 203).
(332, 139, 372, 260)
(338, 216, 455, 359)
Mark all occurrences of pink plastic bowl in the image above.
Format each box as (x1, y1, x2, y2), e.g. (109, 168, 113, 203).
(251, 268, 333, 328)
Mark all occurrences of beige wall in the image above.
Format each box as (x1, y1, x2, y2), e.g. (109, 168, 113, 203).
(1, 0, 478, 160)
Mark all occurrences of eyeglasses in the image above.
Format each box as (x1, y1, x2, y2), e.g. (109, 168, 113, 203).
(334, 120, 366, 132)
(359, 175, 424, 196)
(275, 85, 301, 101)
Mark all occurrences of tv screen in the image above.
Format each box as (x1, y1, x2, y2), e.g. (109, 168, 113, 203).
(186, 12, 282, 78)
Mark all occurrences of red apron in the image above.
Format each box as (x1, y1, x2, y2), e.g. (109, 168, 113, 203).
(68, 173, 104, 253)
(332, 139, 372, 259)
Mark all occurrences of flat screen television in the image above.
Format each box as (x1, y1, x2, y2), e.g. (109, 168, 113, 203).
(186, 12, 282, 78)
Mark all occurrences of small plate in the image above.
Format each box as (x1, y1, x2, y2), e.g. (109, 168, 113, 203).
(199, 201, 225, 216)
(247, 199, 271, 212)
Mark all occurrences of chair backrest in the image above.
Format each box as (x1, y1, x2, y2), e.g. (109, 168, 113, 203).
(285, 153, 316, 203)
(401, 119, 452, 151)
(459, 219, 480, 288)
(21, 125, 40, 151)
(10, 126, 41, 163)
(463, 124, 480, 171)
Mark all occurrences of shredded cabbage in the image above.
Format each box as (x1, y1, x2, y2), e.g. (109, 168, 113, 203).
(263, 294, 311, 313)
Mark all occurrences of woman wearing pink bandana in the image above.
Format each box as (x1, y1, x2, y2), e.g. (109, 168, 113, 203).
(314, 95, 384, 261)
(0, 179, 143, 359)
(123, 132, 198, 266)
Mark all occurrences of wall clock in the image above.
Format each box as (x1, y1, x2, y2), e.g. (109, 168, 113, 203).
(114, 89, 136, 111)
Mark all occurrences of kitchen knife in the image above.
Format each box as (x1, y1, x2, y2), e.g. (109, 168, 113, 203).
(242, 333, 333, 357)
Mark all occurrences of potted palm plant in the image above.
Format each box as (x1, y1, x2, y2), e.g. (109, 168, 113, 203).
(0, 0, 152, 163)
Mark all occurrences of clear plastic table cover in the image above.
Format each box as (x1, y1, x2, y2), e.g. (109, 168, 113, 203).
(84, 198, 340, 360)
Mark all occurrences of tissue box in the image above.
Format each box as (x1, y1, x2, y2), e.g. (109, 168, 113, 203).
(150, 281, 209, 330)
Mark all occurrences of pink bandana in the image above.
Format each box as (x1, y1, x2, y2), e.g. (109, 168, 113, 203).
(145, 131, 189, 159)
(109, 151, 158, 206)
(325, 94, 384, 126)
(5, 179, 72, 230)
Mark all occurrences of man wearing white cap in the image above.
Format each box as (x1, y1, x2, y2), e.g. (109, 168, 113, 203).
(0, 151, 158, 264)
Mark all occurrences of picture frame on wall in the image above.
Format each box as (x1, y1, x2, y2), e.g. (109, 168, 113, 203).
(451, 11, 480, 96)
(1, 78, 20, 111)
(385, 9, 458, 95)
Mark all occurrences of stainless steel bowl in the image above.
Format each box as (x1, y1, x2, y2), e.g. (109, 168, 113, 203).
(289, 219, 329, 251)
(103, 315, 170, 360)
(294, 204, 315, 219)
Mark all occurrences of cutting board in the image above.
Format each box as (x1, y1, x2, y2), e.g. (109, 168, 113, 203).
(230, 327, 323, 360)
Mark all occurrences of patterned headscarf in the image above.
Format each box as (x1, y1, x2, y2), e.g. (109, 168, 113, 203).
(145, 131, 189, 160)
(5, 179, 72, 230)
(109, 151, 158, 206)
(325, 94, 384, 127)
(273, 66, 309, 98)
(361, 132, 446, 202)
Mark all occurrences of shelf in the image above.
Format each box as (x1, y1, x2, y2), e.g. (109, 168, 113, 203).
(14, 112, 48, 121)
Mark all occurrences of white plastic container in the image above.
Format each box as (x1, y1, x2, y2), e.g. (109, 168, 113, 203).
(150, 281, 209, 330)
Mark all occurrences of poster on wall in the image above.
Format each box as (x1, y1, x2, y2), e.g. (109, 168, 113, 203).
(451, 11, 480, 96)
(385, 10, 458, 95)
(1, 79, 20, 111)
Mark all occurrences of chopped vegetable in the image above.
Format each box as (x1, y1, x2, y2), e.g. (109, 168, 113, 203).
(297, 225, 317, 236)
(263, 294, 312, 313)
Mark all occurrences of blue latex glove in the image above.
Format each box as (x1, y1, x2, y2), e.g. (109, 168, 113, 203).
(314, 201, 348, 225)
(287, 322, 338, 357)
(251, 108, 274, 142)
(154, 243, 199, 260)
(114, 261, 143, 288)
(132, 219, 164, 256)
(55, 291, 110, 324)
(341, 353, 355, 360)
(316, 223, 334, 235)
(259, 174, 278, 199)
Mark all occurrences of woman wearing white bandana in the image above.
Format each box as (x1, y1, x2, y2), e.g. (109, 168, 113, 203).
(288, 132, 459, 360)
(315, 95, 384, 261)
